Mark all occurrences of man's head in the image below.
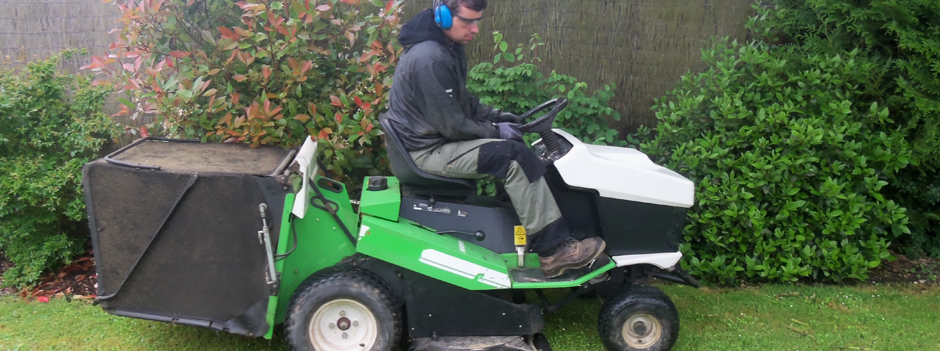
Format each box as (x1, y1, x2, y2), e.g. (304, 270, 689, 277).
(436, 0, 487, 45)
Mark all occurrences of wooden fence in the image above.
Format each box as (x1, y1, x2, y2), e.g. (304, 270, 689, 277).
(1, 0, 756, 133)
(0, 0, 117, 73)
(1, 0, 122, 117)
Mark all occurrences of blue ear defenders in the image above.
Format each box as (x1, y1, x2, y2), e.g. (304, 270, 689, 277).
(433, 1, 453, 29)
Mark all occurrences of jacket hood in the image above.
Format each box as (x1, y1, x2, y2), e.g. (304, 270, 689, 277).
(399, 9, 450, 48)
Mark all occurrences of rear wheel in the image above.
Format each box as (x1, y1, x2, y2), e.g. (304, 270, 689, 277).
(533, 332, 552, 351)
(285, 269, 401, 351)
(598, 285, 679, 351)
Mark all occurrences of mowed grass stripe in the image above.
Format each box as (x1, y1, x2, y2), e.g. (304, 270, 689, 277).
(1, 284, 938, 350)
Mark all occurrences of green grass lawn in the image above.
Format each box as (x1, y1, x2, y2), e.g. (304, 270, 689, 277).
(1, 283, 938, 351)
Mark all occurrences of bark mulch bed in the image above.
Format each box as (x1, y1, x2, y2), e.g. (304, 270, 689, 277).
(0, 249, 97, 301)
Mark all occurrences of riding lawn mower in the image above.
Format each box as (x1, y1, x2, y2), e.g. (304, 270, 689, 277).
(83, 98, 699, 351)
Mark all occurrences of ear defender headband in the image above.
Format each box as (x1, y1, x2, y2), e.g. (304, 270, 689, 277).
(433, 0, 453, 29)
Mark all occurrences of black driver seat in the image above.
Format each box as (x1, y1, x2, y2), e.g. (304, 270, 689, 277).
(379, 115, 476, 196)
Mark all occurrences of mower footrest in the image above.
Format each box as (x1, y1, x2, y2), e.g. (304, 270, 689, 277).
(509, 255, 612, 283)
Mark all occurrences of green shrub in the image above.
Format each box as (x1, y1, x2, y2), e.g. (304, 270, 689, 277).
(468, 32, 623, 146)
(0, 51, 120, 288)
(89, 0, 404, 187)
(750, 0, 940, 257)
(465, 32, 623, 195)
(636, 40, 910, 283)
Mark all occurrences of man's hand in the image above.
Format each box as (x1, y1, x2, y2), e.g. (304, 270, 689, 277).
(498, 111, 525, 124)
(497, 122, 523, 141)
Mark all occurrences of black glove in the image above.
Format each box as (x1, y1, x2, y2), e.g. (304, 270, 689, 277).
(497, 122, 523, 141)
(497, 111, 524, 124)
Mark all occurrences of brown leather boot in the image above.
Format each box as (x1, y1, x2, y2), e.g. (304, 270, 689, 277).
(539, 237, 607, 278)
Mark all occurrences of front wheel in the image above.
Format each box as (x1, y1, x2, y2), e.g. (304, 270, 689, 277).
(598, 285, 679, 351)
(285, 269, 401, 351)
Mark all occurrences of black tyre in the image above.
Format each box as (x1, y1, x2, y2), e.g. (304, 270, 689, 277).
(598, 285, 679, 351)
(533, 332, 553, 351)
(285, 269, 401, 351)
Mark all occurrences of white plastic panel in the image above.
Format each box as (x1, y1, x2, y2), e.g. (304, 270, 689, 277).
(552, 130, 695, 208)
(611, 252, 682, 269)
(290, 137, 318, 218)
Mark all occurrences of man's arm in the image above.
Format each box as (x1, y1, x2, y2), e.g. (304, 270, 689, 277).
(468, 91, 522, 124)
(468, 94, 502, 123)
(414, 59, 499, 141)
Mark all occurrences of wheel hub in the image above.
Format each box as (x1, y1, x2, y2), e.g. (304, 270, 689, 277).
(622, 313, 662, 349)
(633, 321, 648, 336)
(337, 317, 351, 331)
(309, 299, 378, 351)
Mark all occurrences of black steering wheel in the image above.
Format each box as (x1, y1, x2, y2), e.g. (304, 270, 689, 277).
(515, 98, 568, 155)
(516, 98, 569, 134)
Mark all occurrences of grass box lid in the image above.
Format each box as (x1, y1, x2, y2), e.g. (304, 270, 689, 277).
(108, 139, 292, 176)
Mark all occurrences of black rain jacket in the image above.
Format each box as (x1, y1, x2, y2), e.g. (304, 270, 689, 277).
(382, 9, 503, 151)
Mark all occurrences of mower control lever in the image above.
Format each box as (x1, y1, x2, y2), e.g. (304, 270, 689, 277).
(257, 203, 278, 287)
(436, 230, 486, 242)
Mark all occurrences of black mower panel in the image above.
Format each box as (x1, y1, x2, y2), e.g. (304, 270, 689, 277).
(83, 139, 292, 337)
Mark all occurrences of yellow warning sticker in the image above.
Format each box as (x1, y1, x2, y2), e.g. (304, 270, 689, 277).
(513, 226, 527, 246)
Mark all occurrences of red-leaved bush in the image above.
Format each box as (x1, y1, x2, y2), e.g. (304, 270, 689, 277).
(87, 0, 404, 183)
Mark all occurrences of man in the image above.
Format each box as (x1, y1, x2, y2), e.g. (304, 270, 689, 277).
(382, 0, 606, 278)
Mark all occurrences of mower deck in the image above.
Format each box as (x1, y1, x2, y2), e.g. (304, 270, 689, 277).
(411, 335, 536, 351)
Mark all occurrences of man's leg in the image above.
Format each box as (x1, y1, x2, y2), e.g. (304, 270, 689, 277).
(410, 139, 566, 249)
(410, 140, 605, 277)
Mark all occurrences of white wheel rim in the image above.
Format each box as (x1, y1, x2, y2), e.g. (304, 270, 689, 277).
(309, 299, 378, 351)
(621, 313, 662, 349)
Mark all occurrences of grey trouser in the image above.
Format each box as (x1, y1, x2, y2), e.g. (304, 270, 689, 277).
(410, 139, 570, 253)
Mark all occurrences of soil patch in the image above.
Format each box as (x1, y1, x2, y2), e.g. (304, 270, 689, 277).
(0, 253, 11, 297)
(865, 252, 939, 285)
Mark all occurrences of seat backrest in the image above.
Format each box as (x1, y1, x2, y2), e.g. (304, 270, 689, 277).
(379, 115, 476, 191)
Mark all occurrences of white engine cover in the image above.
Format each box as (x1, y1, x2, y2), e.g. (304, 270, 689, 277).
(551, 129, 695, 208)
